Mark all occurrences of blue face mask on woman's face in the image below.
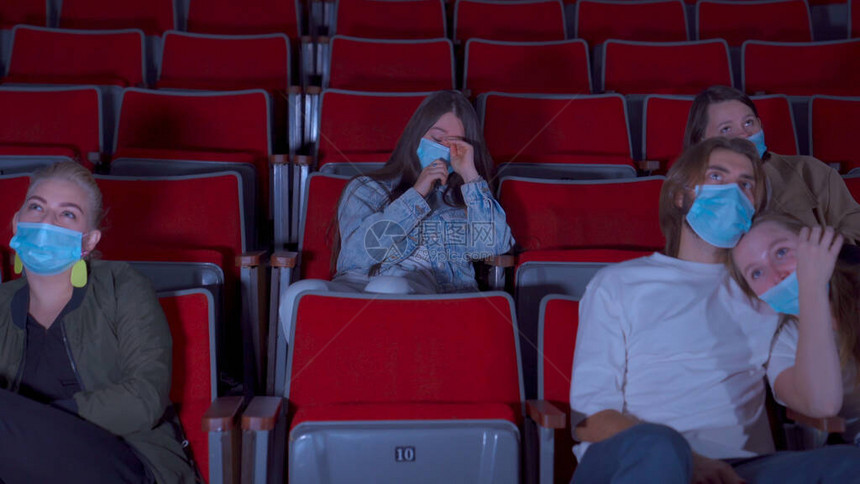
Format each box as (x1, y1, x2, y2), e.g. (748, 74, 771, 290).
(746, 130, 767, 158)
(10, 222, 83, 275)
(416, 138, 453, 173)
(759, 271, 799, 315)
(685, 184, 755, 249)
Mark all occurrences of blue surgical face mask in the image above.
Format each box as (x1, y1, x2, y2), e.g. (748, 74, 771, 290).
(10, 222, 83, 275)
(759, 271, 799, 315)
(685, 184, 755, 248)
(746, 129, 767, 158)
(416, 138, 453, 173)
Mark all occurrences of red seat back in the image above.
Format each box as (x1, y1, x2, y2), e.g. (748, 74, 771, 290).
(288, 293, 522, 408)
(159, 290, 215, 482)
(465, 39, 591, 96)
(539, 295, 580, 483)
(317, 90, 426, 167)
(811, 96, 860, 172)
(697, 0, 811, 47)
(0, 87, 102, 169)
(0, 1, 47, 28)
(158, 32, 290, 91)
(602, 39, 731, 94)
(575, 0, 688, 45)
(852, 0, 859, 39)
(844, 176, 860, 203)
(6, 26, 145, 87)
(186, 0, 300, 38)
(59, 0, 174, 35)
(300, 174, 350, 280)
(335, 0, 446, 39)
(328, 36, 455, 91)
(499, 177, 666, 251)
(482, 93, 632, 167)
(454, 0, 566, 42)
(0, 175, 30, 281)
(743, 40, 860, 96)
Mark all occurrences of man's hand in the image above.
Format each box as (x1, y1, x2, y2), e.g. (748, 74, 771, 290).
(692, 453, 746, 484)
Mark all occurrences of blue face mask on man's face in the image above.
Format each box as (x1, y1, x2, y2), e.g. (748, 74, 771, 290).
(746, 129, 767, 158)
(416, 138, 453, 173)
(10, 222, 83, 275)
(685, 184, 755, 249)
(759, 271, 800, 315)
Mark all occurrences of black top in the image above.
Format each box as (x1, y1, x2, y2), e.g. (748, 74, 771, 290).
(18, 314, 81, 411)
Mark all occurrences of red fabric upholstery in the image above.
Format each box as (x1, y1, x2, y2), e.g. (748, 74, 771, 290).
(845, 176, 860, 203)
(811, 96, 860, 172)
(0, 1, 47, 28)
(603, 40, 731, 95)
(0, 87, 101, 170)
(539, 296, 579, 484)
(0, 175, 30, 281)
(743, 40, 860, 96)
(465, 39, 591, 96)
(498, 178, 665, 252)
(575, 0, 687, 46)
(697, 0, 811, 47)
(454, 0, 565, 42)
(186, 0, 300, 38)
(287, 293, 521, 412)
(335, 0, 446, 39)
(300, 175, 349, 280)
(644, 95, 798, 169)
(159, 292, 214, 481)
(291, 402, 518, 430)
(482, 94, 633, 168)
(158, 32, 290, 92)
(58, 0, 174, 35)
(328, 37, 454, 92)
(5, 27, 144, 87)
(317, 91, 425, 168)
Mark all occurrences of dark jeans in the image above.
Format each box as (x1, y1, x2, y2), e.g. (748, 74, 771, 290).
(573, 422, 860, 484)
(0, 388, 153, 484)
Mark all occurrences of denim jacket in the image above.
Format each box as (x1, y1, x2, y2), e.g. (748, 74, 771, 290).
(336, 176, 515, 292)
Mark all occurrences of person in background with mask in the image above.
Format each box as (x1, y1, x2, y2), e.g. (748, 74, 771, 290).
(0, 162, 196, 483)
(730, 213, 860, 448)
(569, 137, 860, 484)
(684, 85, 860, 243)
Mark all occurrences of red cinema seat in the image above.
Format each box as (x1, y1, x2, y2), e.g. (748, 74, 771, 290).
(810, 96, 860, 173)
(454, 0, 566, 42)
(58, 0, 175, 35)
(697, 0, 812, 46)
(324, 36, 455, 91)
(601, 39, 732, 94)
(844, 174, 860, 202)
(186, 0, 301, 39)
(0, 86, 103, 171)
(742, 39, 860, 96)
(575, 0, 688, 46)
(0, 1, 47, 28)
(333, 0, 446, 39)
(479, 93, 636, 179)
(0, 174, 29, 281)
(642, 94, 798, 170)
(4, 26, 145, 87)
(464, 39, 591, 96)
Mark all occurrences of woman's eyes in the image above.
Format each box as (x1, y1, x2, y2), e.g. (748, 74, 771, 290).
(27, 203, 43, 211)
(708, 172, 722, 181)
(775, 248, 788, 258)
(719, 126, 731, 134)
(740, 181, 753, 190)
(62, 210, 77, 220)
(750, 269, 762, 280)
(743, 119, 754, 127)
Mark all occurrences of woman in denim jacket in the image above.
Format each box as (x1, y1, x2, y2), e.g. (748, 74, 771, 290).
(279, 91, 514, 335)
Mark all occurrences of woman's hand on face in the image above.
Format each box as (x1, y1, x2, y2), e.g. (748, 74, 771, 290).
(414, 159, 449, 197)
(796, 226, 843, 291)
(445, 139, 480, 182)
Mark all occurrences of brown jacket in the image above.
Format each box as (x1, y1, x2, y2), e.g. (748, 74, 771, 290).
(763, 152, 860, 244)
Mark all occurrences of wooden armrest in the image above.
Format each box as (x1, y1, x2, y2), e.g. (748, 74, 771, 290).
(786, 408, 846, 433)
(305, 86, 322, 96)
(638, 160, 662, 172)
(237, 250, 268, 268)
(294, 154, 314, 167)
(482, 254, 515, 268)
(526, 399, 566, 429)
(271, 251, 298, 269)
(288, 85, 302, 95)
(300, 35, 314, 44)
(241, 396, 285, 431)
(317, 36, 330, 45)
(270, 154, 289, 166)
(202, 395, 244, 432)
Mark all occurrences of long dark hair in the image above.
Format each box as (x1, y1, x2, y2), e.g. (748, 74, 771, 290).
(684, 85, 760, 149)
(329, 90, 495, 271)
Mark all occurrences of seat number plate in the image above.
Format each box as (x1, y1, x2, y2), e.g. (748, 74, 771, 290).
(395, 446, 415, 462)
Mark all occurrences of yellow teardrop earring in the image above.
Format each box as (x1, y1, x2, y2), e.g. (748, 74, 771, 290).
(70, 260, 87, 288)
(13, 254, 23, 274)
